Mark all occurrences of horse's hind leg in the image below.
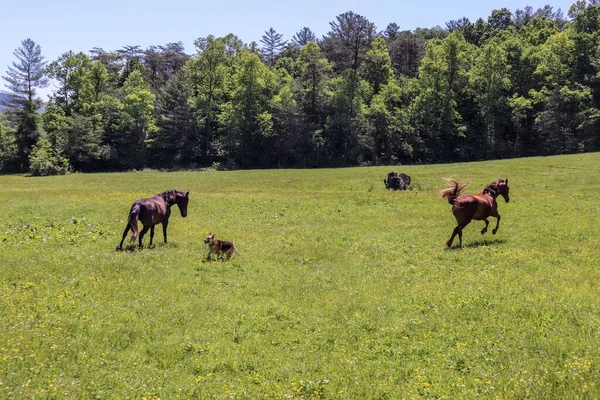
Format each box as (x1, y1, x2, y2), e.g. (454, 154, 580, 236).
(481, 219, 489, 235)
(138, 226, 150, 248)
(116, 225, 131, 251)
(149, 225, 155, 247)
(447, 221, 470, 248)
(447, 224, 463, 247)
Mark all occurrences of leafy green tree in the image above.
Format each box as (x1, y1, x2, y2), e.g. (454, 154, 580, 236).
(470, 39, 512, 156)
(148, 70, 199, 168)
(46, 52, 92, 115)
(414, 27, 448, 41)
(187, 35, 236, 163)
(500, 31, 539, 156)
(520, 15, 560, 46)
(513, 6, 535, 29)
(218, 51, 277, 167)
(43, 105, 102, 171)
(409, 32, 472, 161)
(297, 42, 331, 124)
(270, 82, 313, 167)
(462, 18, 488, 46)
(28, 135, 69, 176)
(568, 1, 600, 149)
(1, 39, 49, 170)
(360, 37, 394, 96)
(44, 52, 110, 171)
(114, 69, 156, 169)
(366, 78, 415, 164)
(142, 42, 189, 90)
(387, 31, 426, 77)
(0, 113, 17, 169)
(324, 70, 372, 165)
(79, 62, 112, 122)
(321, 11, 377, 74)
(569, 1, 600, 85)
(488, 8, 514, 31)
(530, 29, 599, 154)
(89, 47, 122, 88)
(320, 12, 376, 164)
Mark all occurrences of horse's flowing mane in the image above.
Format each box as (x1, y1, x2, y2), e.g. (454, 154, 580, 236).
(440, 178, 470, 204)
(481, 181, 499, 198)
(158, 189, 186, 204)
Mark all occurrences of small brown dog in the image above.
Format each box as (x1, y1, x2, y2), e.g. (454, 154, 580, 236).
(204, 233, 240, 261)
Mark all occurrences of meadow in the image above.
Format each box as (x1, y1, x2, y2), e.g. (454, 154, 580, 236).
(1, 153, 599, 399)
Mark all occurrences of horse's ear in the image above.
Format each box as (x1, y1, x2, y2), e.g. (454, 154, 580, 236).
(186, 191, 189, 197)
(505, 179, 508, 185)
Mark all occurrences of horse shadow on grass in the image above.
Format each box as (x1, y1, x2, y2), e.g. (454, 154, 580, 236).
(118, 242, 179, 252)
(447, 238, 507, 250)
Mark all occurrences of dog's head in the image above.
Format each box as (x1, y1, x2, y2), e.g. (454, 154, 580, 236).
(204, 233, 216, 244)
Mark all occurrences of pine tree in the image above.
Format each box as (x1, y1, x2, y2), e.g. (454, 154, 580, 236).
(260, 28, 288, 66)
(291, 27, 317, 48)
(1, 38, 49, 170)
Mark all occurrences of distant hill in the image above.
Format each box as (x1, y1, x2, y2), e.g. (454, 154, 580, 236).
(0, 92, 46, 112)
(0, 91, 8, 110)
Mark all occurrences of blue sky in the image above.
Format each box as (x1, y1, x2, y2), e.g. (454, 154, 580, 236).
(1, 0, 576, 98)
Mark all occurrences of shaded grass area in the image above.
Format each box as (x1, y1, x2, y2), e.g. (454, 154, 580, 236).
(1, 153, 600, 398)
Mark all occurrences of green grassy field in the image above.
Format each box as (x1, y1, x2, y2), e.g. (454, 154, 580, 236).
(1, 153, 599, 399)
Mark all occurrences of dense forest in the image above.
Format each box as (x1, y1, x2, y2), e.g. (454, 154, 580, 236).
(1, 1, 599, 175)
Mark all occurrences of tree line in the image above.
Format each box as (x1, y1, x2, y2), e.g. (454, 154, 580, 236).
(1, 1, 599, 175)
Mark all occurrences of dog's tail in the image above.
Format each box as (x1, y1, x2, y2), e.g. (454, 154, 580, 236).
(128, 203, 141, 242)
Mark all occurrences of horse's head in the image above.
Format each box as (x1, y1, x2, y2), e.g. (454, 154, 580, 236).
(496, 179, 509, 203)
(482, 179, 510, 202)
(164, 190, 189, 217)
(176, 191, 190, 217)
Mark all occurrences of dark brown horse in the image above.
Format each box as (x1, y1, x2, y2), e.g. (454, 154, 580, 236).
(116, 189, 189, 250)
(440, 178, 510, 247)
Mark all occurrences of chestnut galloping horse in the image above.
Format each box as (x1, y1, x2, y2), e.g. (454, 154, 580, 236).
(440, 178, 510, 247)
(116, 189, 189, 250)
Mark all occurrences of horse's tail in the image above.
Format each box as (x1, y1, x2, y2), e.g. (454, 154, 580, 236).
(233, 245, 241, 255)
(128, 204, 141, 242)
(440, 178, 469, 205)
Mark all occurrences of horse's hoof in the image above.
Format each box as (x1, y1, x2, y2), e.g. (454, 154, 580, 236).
(115, 247, 122, 251)
(481, 229, 487, 235)
(492, 229, 498, 235)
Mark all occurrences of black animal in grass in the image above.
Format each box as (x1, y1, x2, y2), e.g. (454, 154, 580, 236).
(116, 189, 189, 250)
(384, 172, 411, 190)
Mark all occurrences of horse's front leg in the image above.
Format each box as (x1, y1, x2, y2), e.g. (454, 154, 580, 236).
(492, 213, 501, 234)
(162, 218, 169, 243)
(481, 219, 489, 235)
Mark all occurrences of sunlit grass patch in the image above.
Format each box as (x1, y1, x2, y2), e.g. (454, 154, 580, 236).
(1, 152, 600, 398)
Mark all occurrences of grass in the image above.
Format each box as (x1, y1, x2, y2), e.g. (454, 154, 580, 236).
(1, 153, 599, 399)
